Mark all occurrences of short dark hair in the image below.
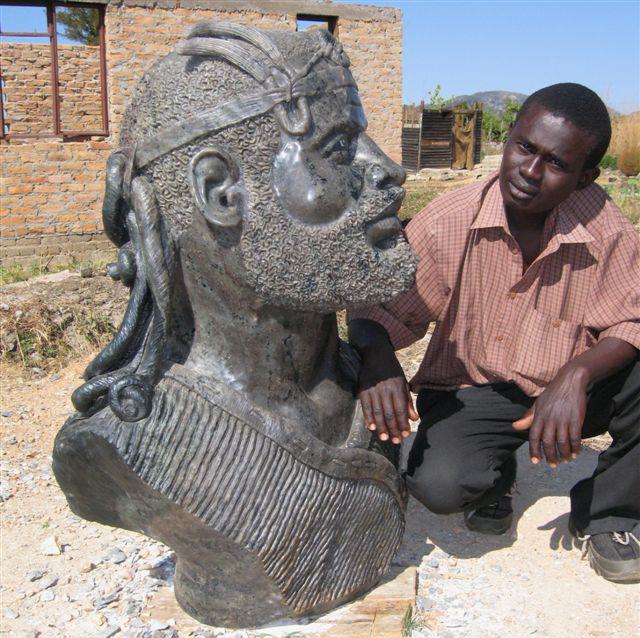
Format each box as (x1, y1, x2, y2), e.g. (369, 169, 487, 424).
(516, 83, 611, 169)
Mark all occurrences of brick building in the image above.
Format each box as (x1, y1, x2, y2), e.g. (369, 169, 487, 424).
(0, 0, 402, 266)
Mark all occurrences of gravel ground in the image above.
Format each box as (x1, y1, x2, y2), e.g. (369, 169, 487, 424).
(1, 285, 638, 637)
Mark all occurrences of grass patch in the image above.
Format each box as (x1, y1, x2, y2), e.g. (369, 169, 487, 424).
(0, 256, 114, 286)
(402, 605, 420, 636)
(603, 177, 640, 228)
(0, 300, 116, 370)
(399, 182, 442, 222)
(0, 258, 76, 286)
(599, 154, 618, 170)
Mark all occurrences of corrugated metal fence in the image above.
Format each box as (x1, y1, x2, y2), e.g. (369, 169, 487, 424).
(401, 103, 482, 172)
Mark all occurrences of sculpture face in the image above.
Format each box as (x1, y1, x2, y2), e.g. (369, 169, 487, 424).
(238, 85, 416, 312)
(272, 86, 367, 224)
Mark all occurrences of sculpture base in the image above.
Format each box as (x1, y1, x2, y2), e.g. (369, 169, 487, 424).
(54, 422, 288, 627)
(141, 565, 418, 636)
(53, 367, 406, 627)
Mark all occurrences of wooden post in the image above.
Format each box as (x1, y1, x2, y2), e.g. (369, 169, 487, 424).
(417, 101, 424, 171)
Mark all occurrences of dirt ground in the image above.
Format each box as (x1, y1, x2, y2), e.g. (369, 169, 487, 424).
(1, 343, 638, 638)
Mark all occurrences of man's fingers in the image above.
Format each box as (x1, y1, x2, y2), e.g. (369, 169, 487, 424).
(406, 387, 419, 422)
(569, 422, 583, 459)
(541, 423, 559, 468)
(381, 391, 401, 444)
(528, 418, 543, 464)
(513, 406, 535, 431)
(359, 392, 376, 432)
(358, 379, 416, 445)
(556, 422, 572, 463)
(370, 393, 390, 441)
(390, 392, 409, 444)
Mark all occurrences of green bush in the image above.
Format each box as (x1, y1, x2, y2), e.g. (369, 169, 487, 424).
(599, 154, 618, 170)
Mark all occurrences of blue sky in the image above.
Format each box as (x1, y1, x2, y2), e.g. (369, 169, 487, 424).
(342, 0, 639, 113)
(2, 1, 638, 113)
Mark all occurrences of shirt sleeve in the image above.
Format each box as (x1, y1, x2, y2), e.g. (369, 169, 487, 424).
(586, 229, 640, 350)
(347, 207, 447, 350)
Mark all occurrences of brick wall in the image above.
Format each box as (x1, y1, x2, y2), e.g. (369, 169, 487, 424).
(1, 0, 402, 267)
(338, 17, 403, 163)
(1, 43, 103, 136)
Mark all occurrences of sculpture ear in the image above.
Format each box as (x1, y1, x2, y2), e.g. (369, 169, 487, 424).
(188, 147, 245, 227)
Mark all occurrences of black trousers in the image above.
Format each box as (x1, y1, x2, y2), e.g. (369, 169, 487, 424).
(405, 359, 640, 535)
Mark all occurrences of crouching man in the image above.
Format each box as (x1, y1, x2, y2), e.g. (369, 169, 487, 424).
(348, 83, 640, 583)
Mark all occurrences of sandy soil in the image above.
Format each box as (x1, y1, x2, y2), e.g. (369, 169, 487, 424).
(1, 346, 637, 637)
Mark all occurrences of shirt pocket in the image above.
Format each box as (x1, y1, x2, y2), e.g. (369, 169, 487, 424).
(510, 308, 585, 386)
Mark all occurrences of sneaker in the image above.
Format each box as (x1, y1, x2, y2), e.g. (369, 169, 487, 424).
(578, 527, 640, 584)
(464, 494, 513, 535)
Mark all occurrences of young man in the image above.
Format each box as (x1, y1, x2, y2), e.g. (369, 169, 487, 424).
(348, 83, 640, 583)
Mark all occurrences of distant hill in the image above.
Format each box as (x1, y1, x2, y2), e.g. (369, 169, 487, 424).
(451, 90, 620, 117)
(453, 90, 528, 113)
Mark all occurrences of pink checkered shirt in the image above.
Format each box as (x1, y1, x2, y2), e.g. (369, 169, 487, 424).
(349, 172, 640, 397)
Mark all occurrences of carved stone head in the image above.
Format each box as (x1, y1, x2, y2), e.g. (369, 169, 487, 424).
(73, 22, 416, 422)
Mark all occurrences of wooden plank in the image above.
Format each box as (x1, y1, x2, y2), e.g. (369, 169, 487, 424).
(140, 567, 417, 637)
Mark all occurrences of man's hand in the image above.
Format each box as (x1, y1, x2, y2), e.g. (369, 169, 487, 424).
(359, 376, 419, 445)
(348, 318, 419, 445)
(512, 337, 637, 467)
(513, 366, 588, 467)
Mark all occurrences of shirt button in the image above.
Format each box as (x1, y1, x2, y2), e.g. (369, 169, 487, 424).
(495, 335, 504, 342)
(508, 292, 517, 299)
(510, 246, 518, 254)
(552, 319, 561, 328)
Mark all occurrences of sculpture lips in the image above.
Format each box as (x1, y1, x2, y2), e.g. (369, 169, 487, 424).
(366, 215, 403, 248)
(365, 189, 405, 249)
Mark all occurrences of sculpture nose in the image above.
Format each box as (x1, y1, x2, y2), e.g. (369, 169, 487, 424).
(356, 133, 406, 189)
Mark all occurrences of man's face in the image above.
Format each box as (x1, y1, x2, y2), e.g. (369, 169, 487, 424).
(238, 85, 417, 312)
(499, 103, 597, 218)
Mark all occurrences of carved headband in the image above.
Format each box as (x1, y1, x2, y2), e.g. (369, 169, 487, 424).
(129, 21, 358, 176)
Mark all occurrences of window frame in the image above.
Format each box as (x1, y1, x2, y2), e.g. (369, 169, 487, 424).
(0, 0, 108, 140)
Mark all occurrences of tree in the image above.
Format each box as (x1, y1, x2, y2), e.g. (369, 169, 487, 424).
(481, 98, 521, 144)
(56, 8, 100, 46)
(427, 84, 454, 110)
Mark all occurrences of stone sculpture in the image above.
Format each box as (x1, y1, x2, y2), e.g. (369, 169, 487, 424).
(52, 22, 417, 627)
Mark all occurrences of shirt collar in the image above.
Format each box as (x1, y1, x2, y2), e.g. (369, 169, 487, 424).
(470, 172, 595, 246)
(470, 175, 509, 232)
(550, 197, 596, 245)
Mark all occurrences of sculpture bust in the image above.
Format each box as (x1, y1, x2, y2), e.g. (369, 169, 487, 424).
(53, 22, 417, 627)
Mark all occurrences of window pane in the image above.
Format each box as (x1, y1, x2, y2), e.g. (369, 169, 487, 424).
(296, 18, 331, 32)
(0, 36, 54, 134)
(56, 7, 103, 132)
(55, 6, 99, 46)
(0, 5, 48, 35)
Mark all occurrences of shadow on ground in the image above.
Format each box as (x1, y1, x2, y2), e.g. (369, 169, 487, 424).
(393, 440, 599, 564)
